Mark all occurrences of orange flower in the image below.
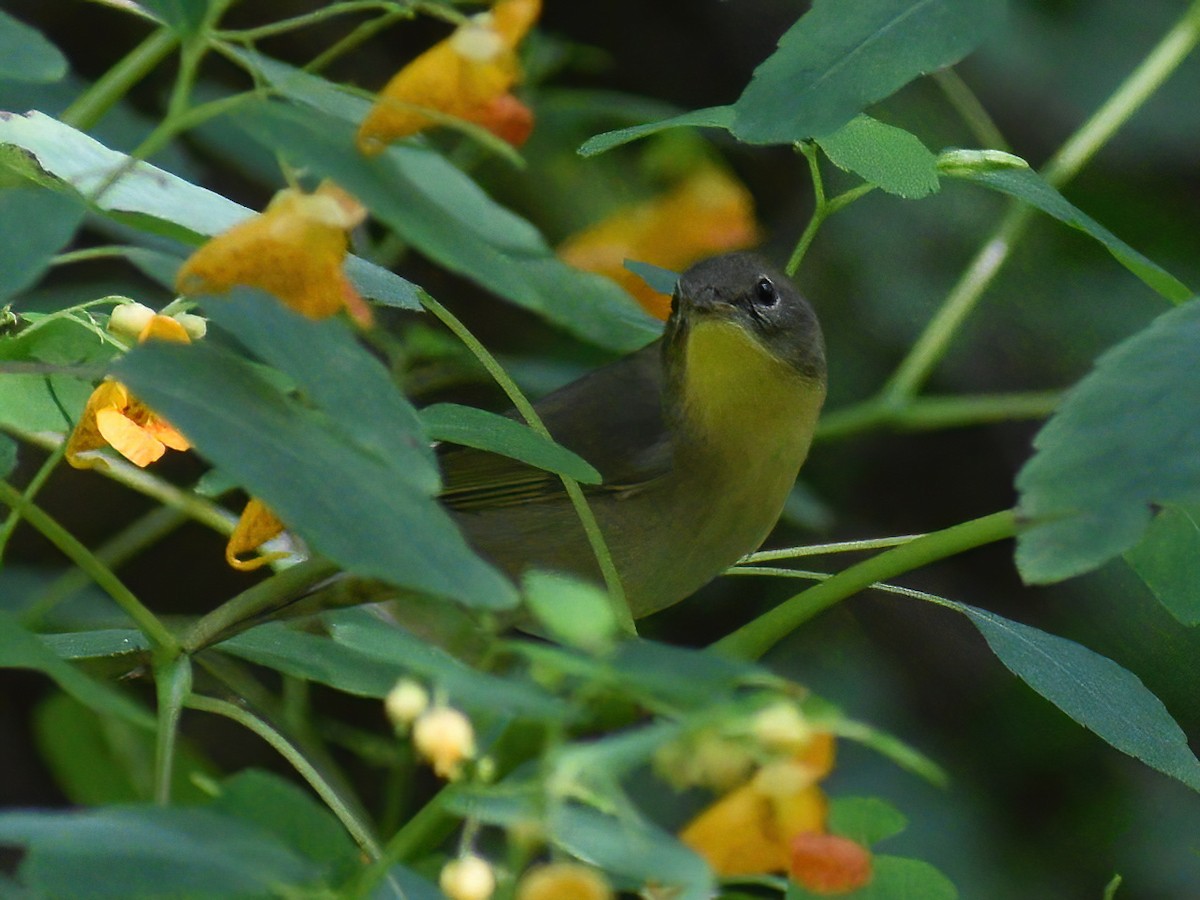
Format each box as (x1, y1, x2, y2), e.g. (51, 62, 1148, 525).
(226, 497, 289, 572)
(679, 732, 835, 877)
(176, 181, 372, 326)
(791, 833, 873, 895)
(558, 165, 761, 320)
(356, 0, 541, 154)
(66, 315, 192, 470)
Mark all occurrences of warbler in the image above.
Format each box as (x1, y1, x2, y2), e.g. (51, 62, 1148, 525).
(440, 251, 826, 619)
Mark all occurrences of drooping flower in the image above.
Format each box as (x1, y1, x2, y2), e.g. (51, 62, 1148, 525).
(225, 497, 289, 572)
(679, 731, 836, 876)
(558, 165, 761, 320)
(356, 0, 541, 155)
(65, 314, 192, 470)
(412, 705, 476, 779)
(176, 181, 372, 326)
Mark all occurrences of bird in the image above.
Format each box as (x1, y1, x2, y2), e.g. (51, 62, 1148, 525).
(438, 251, 826, 620)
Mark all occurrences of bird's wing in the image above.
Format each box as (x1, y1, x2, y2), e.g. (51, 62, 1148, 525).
(438, 341, 670, 511)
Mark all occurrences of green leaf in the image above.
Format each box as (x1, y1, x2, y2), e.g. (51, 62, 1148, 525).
(421, 403, 601, 485)
(0, 111, 419, 309)
(0, 187, 85, 300)
(1016, 298, 1200, 582)
(137, 0, 210, 35)
(733, 0, 1005, 143)
(578, 106, 735, 157)
(228, 99, 661, 353)
(0, 612, 154, 729)
(624, 259, 679, 295)
(0, 433, 15, 478)
(0, 374, 93, 432)
(950, 601, 1200, 791)
(1125, 503, 1200, 626)
(0, 11, 68, 83)
(828, 796, 909, 847)
(522, 570, 616, 652)
(114, 334, 516, 609)
(940, 161, 1191, 303)
(0, 806, 321, 897)
(816, 116, 940, 199)
(40, 629, 149, 660)
(788, 855, 958, 899)
(33, 693, 217, 805)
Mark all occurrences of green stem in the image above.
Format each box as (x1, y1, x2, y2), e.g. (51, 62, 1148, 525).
(131, 92, 256, 161)
(0, 440, 65, 559)
(215, 1, 401, 42)
(420, 293, 635, 635)
(742, 533, 923, 564)
(305, 8, 414, 73)
(154, 654, 192, 805)
(180, 556, 343, 652)
(815, 390, 1063, 441)
(61, 27, 180, 130)
(934, 69, 1009, 151)
(880, 1, 1200, 403)
(0, 479, 179, 654)
(184, 693, 383, 859)
(712, 509, 1018, 660)
(23, 504, 191, 629)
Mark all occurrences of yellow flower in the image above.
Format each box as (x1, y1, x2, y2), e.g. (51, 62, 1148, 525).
(65, 315, 192, 470)
(412, 706, 476, 779)
(516, 862, 614, 900)
(176, 181, 372, 326)
(356, 0, 540, 155)
(225, 497, 289, 572)
(558, 165, 761, 321)
(440, 854, 496, 900)
(679, 732, 835, 876)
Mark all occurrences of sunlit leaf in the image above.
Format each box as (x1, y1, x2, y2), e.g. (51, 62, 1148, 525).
(522, 570, 616, 651)
(0, 10, 67, 83)
(1017, 298, 1200, 582)
(1125, 502, 1200, 626)
(949, 601, 1200, 792)
(816, 116, 940, 199)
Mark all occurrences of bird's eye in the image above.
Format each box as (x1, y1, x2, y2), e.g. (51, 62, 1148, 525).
(754, 276, 778, 307)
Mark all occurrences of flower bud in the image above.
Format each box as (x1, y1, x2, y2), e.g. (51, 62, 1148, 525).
(516, 862, 613, 900)
(412, 706, 475, 779)
(173, 312, 208, 340)
(385, 679, 429, 729)
(107, 301, 156, 339)
(750, 702, 813, 754)
(440, 854, 495, 900)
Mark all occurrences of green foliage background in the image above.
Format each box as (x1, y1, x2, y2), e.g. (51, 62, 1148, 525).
(2, 1, 1200, 898)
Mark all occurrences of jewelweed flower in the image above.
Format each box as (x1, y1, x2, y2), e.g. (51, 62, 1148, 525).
(791, 832, 873, 895)
(515, 862, 614, 900)
(66, 315, 192, 470)
(356, 0, 541, 155)
(176, 181, 372, 326)
(440, 854, 496, 900)
(225, 497, 289, 572)
(558, 165, 760, 320)
(679, 732, 835, 876)
(412, 705, 476, 779)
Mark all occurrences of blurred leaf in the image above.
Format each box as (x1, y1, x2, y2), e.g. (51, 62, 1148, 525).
(522, 570, 616, 652)
(1016, 298, 1200, 582)
(0, 111, 419, 308)
(33, 693, 217, 805)
(40, 629, 148, 660)
(138, 0, 209, 35)
(550, 803, 715, 900)
(228, 99, 661, 353)
(210, 770, 358, 875)
(0, 187, 83, 300)
(816, 116, 940, 199)
(0, 432, 15, 477)
(326, 609, 568, 719)
(950, 601, 1200, 792)
(607, 640, 757, 708)
(580, 0, 1005, 152)
(828, 796, 908, 847)
(1125, 503, 1200, 626)
(940, 162, 1191, 302)
(421, 403, 601, 485)
(0, 11, 67, 83)
(0, 806, 322, 897)
(0, 612, 153, 729)
(788, 855, 958, 899)
(624, 259, 679, 295)
(0, 315, 117, 366)
(0, 375, 93, 431)
(114, 335, 516, 608)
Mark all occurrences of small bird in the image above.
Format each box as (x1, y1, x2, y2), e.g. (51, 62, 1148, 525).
(440, 252, 826, 619)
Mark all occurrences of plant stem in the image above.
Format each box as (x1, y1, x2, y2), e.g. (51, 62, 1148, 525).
(934, 69, 1009, 151)
(0, 479, 179, 654)
(215, 1, 400, 42)
(154, 654, 192, 805)
(815, 390, 1063, 441)
(742, 533, 924, 563)
(61, 27, 179, 130)
(712, 509, 1018, 660)
(0, 440, 65, 559)
(420, 293, 635, 636)
(184, 693, 383, 859)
